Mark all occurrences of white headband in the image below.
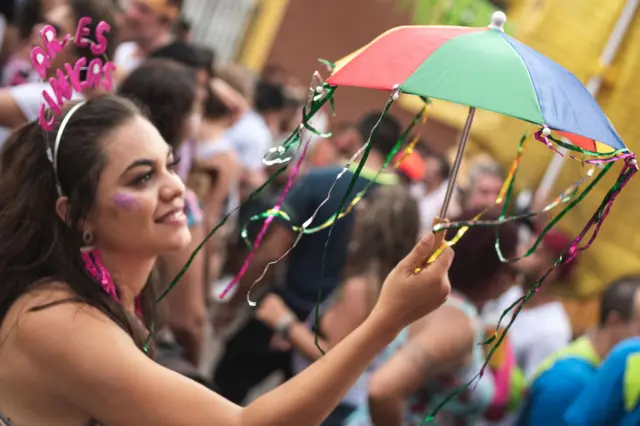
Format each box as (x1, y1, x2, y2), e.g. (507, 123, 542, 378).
(50, 101, 87, 196)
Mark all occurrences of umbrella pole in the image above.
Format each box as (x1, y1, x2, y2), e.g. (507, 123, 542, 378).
(439, 106, 476, 218)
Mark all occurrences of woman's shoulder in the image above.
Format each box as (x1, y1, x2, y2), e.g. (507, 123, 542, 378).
(2, 283, 131, 360)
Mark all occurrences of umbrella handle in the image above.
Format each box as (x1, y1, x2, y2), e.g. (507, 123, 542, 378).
(415, 217, 449, 273)
(430, 216, 448, 259)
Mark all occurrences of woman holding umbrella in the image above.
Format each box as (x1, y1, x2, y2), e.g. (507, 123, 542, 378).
(0, 92, 453, 425)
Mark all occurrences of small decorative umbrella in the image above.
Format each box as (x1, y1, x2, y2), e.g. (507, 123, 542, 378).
(326, 11, 629, 222)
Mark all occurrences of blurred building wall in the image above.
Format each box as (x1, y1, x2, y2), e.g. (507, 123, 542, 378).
(184, 0, 257, 61)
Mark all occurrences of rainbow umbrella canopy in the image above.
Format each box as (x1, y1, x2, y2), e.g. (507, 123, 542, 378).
(321, 11, 634, 230)
(326, 12, 625, 155)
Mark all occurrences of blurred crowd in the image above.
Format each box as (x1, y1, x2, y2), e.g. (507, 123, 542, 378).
(1, 1, 639, 425)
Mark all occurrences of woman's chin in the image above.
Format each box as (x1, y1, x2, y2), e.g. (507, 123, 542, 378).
(161, 228, 193, 253)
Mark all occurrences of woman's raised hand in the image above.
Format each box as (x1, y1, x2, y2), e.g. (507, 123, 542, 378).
(371, 233, 453, 332)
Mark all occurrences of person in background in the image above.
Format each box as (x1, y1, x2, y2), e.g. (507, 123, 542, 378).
(212, 112, 402, 405)
(0, 0, 17, 69)
(332, 122, 363, 161)
(518, 276, 640, 426)
(148, 40, 212, 103)
(226, 80, 286, 196)
(175, 16, 191, 41)
(147, 41, 213, 185)
(261, 63, 288, 86)
(118, 59, 207, 372)
(1, 0, 47, 87)
(0, 0, 119, 146)
(256, 185, 420, 425)
(193, 80, 243, 227)
(191, 78, 244, 290)
(307, 124, 340, 168)
(114, 0, 182, 76)
(366, 211, 519, 426)
(410, 147, 451, 233)
(483, 228, 574, 382)
(461, 161, 504, 212)
(211, 144, 294, 337)
(510, 229, 574, 377)
(395, 150, 426, 187)
(564, 337, 640, 426)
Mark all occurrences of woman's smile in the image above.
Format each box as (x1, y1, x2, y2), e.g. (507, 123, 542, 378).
(155, 206, 187, 226)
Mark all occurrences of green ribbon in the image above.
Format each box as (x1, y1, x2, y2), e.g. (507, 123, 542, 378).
(142, 82, 338, 352)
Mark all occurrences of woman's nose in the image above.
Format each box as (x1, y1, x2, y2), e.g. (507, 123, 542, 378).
(160, 171, 186, 202)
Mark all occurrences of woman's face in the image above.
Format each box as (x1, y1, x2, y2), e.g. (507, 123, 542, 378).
(86, 116, 191, 256)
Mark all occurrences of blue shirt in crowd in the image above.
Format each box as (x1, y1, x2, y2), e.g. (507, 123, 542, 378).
(277, 163, 398, 317)
(564, 337, 640, 426)
(517, 336, 600, 426)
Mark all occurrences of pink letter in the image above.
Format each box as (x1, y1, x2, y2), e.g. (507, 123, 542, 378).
(40, 24, 65, 59)
(30, 46, 51, 79)
(38, 104, 55, 131)
(74, 17, 92, 48)
(101, 61, 117, 91)
(91, 21, 111, 55)
(65, 57, 86, 92)
(49, 69, 73, 105)
(42, 90, 62, 116)
(81, 58, 103, 90)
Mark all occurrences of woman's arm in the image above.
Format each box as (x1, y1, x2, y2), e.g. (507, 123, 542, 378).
(159, 222, 207, 366)
(210, 78, 250, 118)
(257, 278, 372, 361)
(0, 89, 28, 128)
(18, 234, 452, 426)
(17, 295, 396, 426)
(199, 151, 240, 228)
(368, 305, 475, 426)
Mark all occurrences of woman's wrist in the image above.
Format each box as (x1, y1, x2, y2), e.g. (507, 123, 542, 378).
(366, 307, 404, 344)
(275, 312, 297, 339)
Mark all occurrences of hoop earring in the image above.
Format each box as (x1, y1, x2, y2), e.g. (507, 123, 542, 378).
(81, 229, 94, 252)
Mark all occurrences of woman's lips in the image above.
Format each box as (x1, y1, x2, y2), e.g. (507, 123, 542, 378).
(155, 208, 187, 225)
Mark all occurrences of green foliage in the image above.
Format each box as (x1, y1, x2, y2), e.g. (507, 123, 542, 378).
(397, 0, 513, 32)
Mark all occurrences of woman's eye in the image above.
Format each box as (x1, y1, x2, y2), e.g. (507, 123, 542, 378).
(131, 172, 153, 187)
(168, 155, 181, 171)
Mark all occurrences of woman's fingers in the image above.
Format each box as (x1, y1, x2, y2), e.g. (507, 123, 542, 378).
(400, 234, 435, 271)
(428, 246, 454, 277)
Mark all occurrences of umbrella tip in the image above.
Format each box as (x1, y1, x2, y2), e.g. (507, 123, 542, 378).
(489, 11, 507, 31)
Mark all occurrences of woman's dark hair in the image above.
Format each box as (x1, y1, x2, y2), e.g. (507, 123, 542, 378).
(599, 276, 640, 326)
(447, 209, 519, 298)
(0, 95, 155, 352)
(203, 85, 231, 119)
(196, 46, 216, 79)
(149, 41, 201, 70)
(254, 81, 285, 112)
(118, 59, 197, 149)
(343, 185, 420, 293)
(357, 112, 401, 158)
(69, 0, 120, 62)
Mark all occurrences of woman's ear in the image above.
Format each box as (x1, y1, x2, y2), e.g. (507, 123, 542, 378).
(55, 196, 70, 223)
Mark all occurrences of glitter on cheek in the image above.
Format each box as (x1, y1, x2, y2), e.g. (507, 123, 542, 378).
(113, 193, 140, 211)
